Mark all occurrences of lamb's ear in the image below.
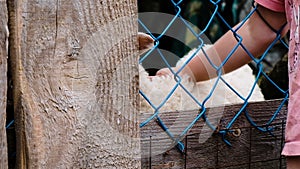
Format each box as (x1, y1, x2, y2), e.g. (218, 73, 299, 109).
(138, 32, 154, 54)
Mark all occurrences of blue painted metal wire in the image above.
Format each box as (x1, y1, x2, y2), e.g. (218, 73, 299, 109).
(139, 0, 289, 151)
(6, 120, 14, 129)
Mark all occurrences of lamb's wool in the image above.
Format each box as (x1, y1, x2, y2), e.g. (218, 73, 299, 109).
(140, 46, 265, 113)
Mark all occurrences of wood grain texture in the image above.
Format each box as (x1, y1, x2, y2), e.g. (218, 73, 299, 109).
(141, 99, 287, 168)
(0, 0, 8, 168)
(8, 0, 140, 168)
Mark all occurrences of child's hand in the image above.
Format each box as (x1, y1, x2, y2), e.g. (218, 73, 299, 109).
(155, 67, 177, 77)
(156, 66, 196, 82)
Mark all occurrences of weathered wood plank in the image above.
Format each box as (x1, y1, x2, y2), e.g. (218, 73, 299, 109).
(8, 0, 140, 168)
(0, 0, 8, 168)
(141, 99, 287, 168)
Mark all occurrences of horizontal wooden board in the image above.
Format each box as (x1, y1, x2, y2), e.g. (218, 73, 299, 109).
(141, 99, 287, 169)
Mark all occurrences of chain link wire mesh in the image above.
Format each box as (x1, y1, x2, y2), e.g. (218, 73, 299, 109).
(4, 0, 289, 167)
(138, 0, 289, 151)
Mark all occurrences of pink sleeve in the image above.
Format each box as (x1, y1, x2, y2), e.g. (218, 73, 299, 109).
(255, 0, 285, 12)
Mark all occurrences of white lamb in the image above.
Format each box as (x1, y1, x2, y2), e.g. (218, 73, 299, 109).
(138, 33, 265, 113)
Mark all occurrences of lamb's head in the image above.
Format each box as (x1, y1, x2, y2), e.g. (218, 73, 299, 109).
(138, 32, 197, 112)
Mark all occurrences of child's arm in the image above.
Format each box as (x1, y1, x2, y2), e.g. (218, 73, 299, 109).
(156, 4, 288, 82)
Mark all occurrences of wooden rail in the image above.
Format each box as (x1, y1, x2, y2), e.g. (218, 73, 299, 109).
(141, 99, 287, 168)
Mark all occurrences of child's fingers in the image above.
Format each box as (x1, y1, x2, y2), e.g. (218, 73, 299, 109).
(155, 68, 173, 76)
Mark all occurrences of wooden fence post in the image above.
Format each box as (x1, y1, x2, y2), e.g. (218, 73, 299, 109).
(8, 0, 140, 168)
(0, 0, 8, 168)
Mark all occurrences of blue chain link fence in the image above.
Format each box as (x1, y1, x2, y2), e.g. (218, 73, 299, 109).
(138, 0, 289, 153)
(5, 0, 289, 167)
